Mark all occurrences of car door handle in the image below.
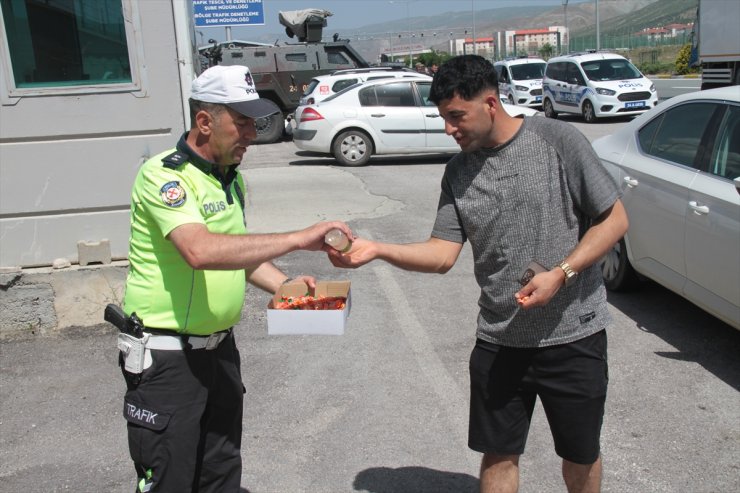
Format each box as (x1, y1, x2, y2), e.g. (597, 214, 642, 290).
(425, 113, 440, 118)
(688, 201, 710, 215)
(623, 176, 639, 188)
(370, 113, 386, 118)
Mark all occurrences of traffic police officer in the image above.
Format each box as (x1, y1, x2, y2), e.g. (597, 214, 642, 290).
(121, 64, 352, 492)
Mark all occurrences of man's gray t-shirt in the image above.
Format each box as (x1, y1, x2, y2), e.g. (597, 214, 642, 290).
(432, 116, 620, 347)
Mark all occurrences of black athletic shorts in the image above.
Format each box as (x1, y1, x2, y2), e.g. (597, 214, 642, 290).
(468, 329, 608, 464)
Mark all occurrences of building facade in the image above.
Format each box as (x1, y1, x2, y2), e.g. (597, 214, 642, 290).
(493, 26, 568, 59)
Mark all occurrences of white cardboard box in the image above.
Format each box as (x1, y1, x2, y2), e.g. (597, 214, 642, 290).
(266, 280, 351, 335)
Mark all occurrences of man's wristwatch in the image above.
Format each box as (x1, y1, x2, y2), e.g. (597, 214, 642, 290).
(557, 261, 578, 287)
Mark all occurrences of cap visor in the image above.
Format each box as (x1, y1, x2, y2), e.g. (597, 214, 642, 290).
(227, 98, 280, 119)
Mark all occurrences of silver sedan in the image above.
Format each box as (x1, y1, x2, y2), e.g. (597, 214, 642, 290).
(594, 85, 740, 329)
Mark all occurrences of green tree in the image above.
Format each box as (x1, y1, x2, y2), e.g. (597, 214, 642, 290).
(675, 43, 692, 75)
(539, 43, 555, 60)
(417, 50, 450, 68)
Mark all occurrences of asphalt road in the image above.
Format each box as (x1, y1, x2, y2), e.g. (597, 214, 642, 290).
(650, 77, 701, 101)
(1, 114, 738, 493)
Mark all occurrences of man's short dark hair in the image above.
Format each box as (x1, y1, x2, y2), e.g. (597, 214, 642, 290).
(188, 98, 226, 128)
(429, 55, 498, 105)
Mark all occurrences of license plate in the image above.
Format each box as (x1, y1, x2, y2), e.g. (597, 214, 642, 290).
(625, 101, 646, 109)
(535, 96, 542, 102)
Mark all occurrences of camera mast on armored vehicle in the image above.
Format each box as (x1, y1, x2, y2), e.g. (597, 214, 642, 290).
(200, 9, 370, 144)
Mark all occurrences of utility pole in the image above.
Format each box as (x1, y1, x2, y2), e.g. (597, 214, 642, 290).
(596, 0, 600, 51)
(472, 0, 476, 55)
(562, 0, 569, 54)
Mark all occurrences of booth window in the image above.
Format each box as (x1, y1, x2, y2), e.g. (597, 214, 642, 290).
(1, 0, 132, 88)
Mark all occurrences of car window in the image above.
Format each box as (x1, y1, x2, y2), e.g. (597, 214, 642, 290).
(285, 53, 307, 62)
(639, 102, 719, 168)
(332, 78, 358, 93)
(637, 115, 661, 152)
(545, 62, 564, 82)
(302, 79, 320, 97)
(494, 65, 504, 82)
(374, 82, 415, 107)
(510, 63, 546, 80)
(415, 82, 436, 107)
(582, 59, 641, 81)
(566, 62, 585, 85)
(709, 105, 740, 180)
(324, 82, 362, 102)
(327, 51, 350, 65)
(358, 85, 379, 106)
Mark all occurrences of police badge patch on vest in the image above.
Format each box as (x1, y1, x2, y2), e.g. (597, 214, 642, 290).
(160, 181, 187, 207)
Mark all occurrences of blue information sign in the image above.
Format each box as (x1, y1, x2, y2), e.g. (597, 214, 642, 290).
(193, 0, 265, 27)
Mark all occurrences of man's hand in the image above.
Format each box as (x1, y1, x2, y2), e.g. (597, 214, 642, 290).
(295, 221, 354, 252)
(514, 269, 565, 309)
(326, 237, 378, 269)
(284, 275, 318, 292)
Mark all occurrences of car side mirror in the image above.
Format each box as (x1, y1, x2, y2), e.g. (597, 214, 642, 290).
(734, 176, 740, 196)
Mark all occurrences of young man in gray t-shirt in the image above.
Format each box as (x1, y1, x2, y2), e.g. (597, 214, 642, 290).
(329, 55, 628, 493)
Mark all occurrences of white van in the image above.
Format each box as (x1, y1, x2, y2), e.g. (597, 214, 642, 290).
(299, 67, 429, 106)
(494, 57, 547, 108)
(542, 52, 658, 123)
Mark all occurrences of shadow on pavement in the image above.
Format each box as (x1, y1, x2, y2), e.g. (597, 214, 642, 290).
(607, 280, 740, 391)
(353, 466, 477, 493)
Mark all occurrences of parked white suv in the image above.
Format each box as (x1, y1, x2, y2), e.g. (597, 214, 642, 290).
(494, 57, 546, 108)
(542, 52, 658, 123)
(299, 67, 430, 106)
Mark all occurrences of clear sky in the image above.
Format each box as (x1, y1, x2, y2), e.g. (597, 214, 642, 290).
(196, 0, 588, 42)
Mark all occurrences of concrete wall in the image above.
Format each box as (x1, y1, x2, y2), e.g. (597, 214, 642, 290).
(0, 263, 127, 340)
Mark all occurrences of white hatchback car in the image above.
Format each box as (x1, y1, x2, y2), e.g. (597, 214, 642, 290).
(594, 85, 740, 329)
(542, 52, 658, 122)
(298, 67, 429, 106)
(292, 77, 539, 166)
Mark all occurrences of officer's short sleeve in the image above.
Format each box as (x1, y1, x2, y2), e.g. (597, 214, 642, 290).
(134, 164, 205, 238)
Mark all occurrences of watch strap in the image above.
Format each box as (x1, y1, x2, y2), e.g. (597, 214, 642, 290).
(557, 261, 578, 286)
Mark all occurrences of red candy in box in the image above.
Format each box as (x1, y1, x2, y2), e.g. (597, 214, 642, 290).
(274, 295, 347, 310)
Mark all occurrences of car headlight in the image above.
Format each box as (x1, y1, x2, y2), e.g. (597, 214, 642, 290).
(650, 83, 656, 93)
(595, 87, 616, 96)
(515, 85, 529, 92)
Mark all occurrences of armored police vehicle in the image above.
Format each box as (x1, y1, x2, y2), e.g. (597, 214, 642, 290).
(200, 9, 370, 143)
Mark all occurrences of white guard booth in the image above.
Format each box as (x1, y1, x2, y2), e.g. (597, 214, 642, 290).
(0, 0, 196, 268)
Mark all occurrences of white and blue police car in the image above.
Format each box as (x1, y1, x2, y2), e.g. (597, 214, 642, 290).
(542, 52, 658, 123)
(494, 57, 547, 108)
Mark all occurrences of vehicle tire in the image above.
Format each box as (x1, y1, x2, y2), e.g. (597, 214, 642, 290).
(582, 99, 597, 123)
(601, 237, 639, 291)
(543, 98, 558, 119)
(508, 94, 515, 105)
(253, 112, 284, 144)
(332, 130, 373, 166)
